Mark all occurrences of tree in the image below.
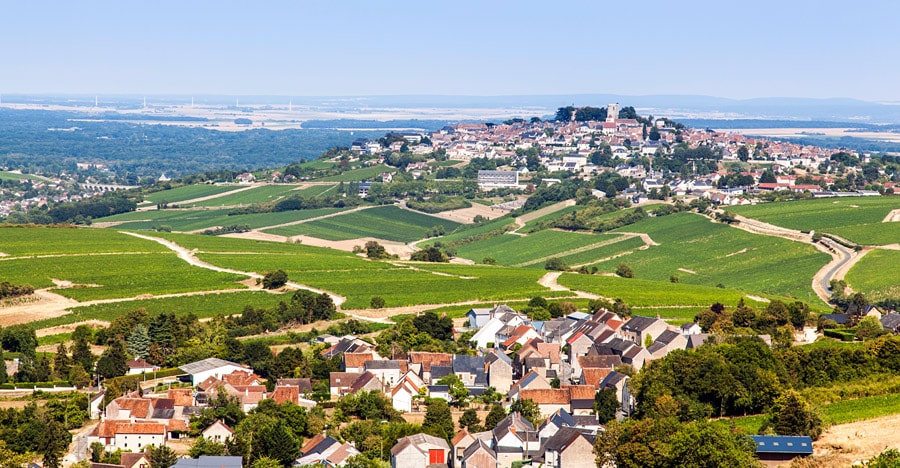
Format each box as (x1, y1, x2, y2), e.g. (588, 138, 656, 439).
(594, 388, 619, 423)
(0, 440, 34, 468)
(365, 241, 388, 259)
(71, 326, 94, 372)
(615, 263, 634, 278)
(251, 458, 284, 468)
(866, 448, 900, 468)
(437, 374, 470, 407)
(52, 343, 70, 380)
(257, 420, 301, 465)
(458, 407, 482, 432)
(764, 390, 825, 440)
(423, 399, 454, 439)
(370, 296, 385, 309)
(510, 398, 542, 427)
(190, 437, 226, 457)
(263, 270, 289, 289)
(544, 258, 567, 271)
(147, 445, 178, 468)
(856, 316, 886, 341)
(96, 339, 128, 379)
(759, 169, 776, 184)
(737, 146, 750, 162)
(484, 404, 506, 430)
(412, 312, 453, 341)
(126, 324, 150, 358)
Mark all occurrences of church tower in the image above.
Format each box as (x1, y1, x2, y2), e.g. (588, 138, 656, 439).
(606, 103, 619, 122)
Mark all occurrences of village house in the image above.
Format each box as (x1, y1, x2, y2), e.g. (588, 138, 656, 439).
(391, 433, 452, 468)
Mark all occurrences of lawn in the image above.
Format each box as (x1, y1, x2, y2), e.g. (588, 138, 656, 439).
(30, 291, 292, 330)
(584, 212, 830, 302)
(142, 184, 244, 204)
(556, 273, 805, 309)
(0, 226, 168, 256)
(98, 207, 348, 232)
(263, 205, 462, 243)
(0, 253, 246, 301)
(184, 185, 305, 207)
(844, 250, 900, 303)
(297, 264, 555, 309)
(730, 197, 900, 245)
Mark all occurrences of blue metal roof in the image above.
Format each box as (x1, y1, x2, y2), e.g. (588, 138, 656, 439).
(750, 435, 813, 455)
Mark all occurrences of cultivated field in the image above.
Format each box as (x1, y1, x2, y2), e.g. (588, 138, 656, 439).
(142, 184, 244, 204)
(0, 225, 168, 256)
(844, 250, 900, 303)
(319, 165, 394, 182)
(182, 184, 306, 207)
(730, 197, 900, 245)
(452, 230, 632, 267)
(97, 207, 348, 232)
(263, 205, 461, 243)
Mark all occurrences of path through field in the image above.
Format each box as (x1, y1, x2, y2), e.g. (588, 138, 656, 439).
(511, 200, 576, 233)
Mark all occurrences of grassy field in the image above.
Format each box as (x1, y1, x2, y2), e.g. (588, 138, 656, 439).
(263, 205, 462, 243)
(419, 215, 516, 248)
(582, 212, 830, 301)
(0, 226, 168, 256)
(298, 264, 555, 309)
(0, 171, 52, 182)
(29, 291, 291, 330)
(844, 250, 900, 303)
(452, 230, 630, 267)
(556, 273, 809, 309)
(149, 232, 336, 253)
(551, 236, 646, 268)
(726, 392, 900, 434)
(184, 185, 304, 207)
(142, 184, 244, 204)
(197, 251, 393, 273)
(731, 197, 900, 245)
(97, 207, 348, 232)
(630, 306, 707, 324)
(319, 165, 394, 182)
(1, 253, 246, 300)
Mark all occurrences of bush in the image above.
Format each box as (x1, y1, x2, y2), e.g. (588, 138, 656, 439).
(370, 297, 385, 309)
(262, 270, 289, 289)
(616, 263, 635, 278)
(545, 258, 567, 271)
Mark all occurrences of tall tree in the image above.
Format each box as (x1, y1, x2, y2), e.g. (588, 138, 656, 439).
(484, 404, 506, 430)
(52, 343, 71, 381)
(764, 390, 825, 440)
(147, 445, 178, 468)
(96, 340, 128, 379)
(126, 324, 150, 359)
(422, 399, 454, 439)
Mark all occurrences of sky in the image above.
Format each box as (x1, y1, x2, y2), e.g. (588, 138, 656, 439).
(1, 0, 899, 101)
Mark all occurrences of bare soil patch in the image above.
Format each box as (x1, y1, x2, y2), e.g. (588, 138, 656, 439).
(677, 268, 697, 274)
(36, 320, 111, 337)
(745, 294, 771, 303)
(0, 289, 79, 326)
(424, 203, 504, 224)
(724, 248, 753, 258)
(812, 414, 900, 466)
(883, 209, 900, 223)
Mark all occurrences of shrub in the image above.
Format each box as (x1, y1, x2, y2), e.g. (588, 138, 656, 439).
(545, 258, 567, 271)
(616, 263, 634, 278)
(262, 270, 288, 289)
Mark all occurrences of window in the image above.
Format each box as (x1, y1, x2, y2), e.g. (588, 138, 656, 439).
(429, 449, 445, 464)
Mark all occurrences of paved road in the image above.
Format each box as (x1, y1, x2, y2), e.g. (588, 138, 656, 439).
(818, 238, 854, 294)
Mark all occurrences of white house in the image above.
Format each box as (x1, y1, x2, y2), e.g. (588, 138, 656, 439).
(201, 420, 233, 443)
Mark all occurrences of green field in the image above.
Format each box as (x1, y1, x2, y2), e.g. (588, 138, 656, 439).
(452, 230, 631, 267)
(97, 207, 347, 232)
(298, 264, 555, 309)
(149, 232, 334, 253)
(419, 215, 516, 247)
(30, 291, 292, 330)
(581, 212, 830, 301)
(552, 236, 646, 267)
(0, 253, 246, 301)
(0, 226, 168, 256)
(845, 250, 900, 303)
(727, 392, 900, 434)
(0, 171, 52, 182)
(630, 306, 707, 324)
(731, 197, 899, 245)
(263, 205, 462, 243)
(556, 273, 809, 309)
(142, 184, 244, 204)
(319, 165, 394, 182)
(184, 185, 305, 207)
(197, 251, 392, 273)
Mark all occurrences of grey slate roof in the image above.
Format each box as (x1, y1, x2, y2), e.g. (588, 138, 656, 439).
(622, 315, 662, 333)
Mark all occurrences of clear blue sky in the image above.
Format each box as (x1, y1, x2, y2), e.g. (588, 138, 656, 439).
(1, 0, 898, 101)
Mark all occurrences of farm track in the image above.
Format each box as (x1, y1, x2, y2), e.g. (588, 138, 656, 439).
(514, 234, 639, 268)
(727, 213, 858, 303)
(136, 183, 262, 211)
(511, 200, 577, 234)
(119, 232, 395, 324)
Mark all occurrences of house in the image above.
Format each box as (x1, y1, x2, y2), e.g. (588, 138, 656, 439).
(392, 372, 425, 413)
(330, 372, 363, 396)
(169, 456, 243, 468)
(201, 420, 232, 443)
(365, 359, 403, 388)
(646, 330, 688, 360)
(881, 313, 900, 334)
(408, 351, 453, 383)
(538, 427, 596, 468)
(461, 438, 497, 468)
(88, 420, 166, 452)
(477, 170, 519, 189)
(296, 433, 361, 466)
(508, 370, 551, 401)
(750, 435, 813, 463)
(486, 350, 514, 393)
(120, 452, 151, 468)
(348, 371, 384, 394)
(599, 371, 633, 414)
(680, 322, 703, 335)
(469, 307, 525, 349)
(343, 351, 377, 373)
(391, 433, 451, 468)
(453, 354, 488, 388)
(492, 412, 540, 468)
(538, 408, 575, 442)
(179, 358, 250, 386)
(451, 428, 477, 467)
(126, 358, 160, 375)
(620, 316, 670, 345)
(276, 378, 313, 394)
